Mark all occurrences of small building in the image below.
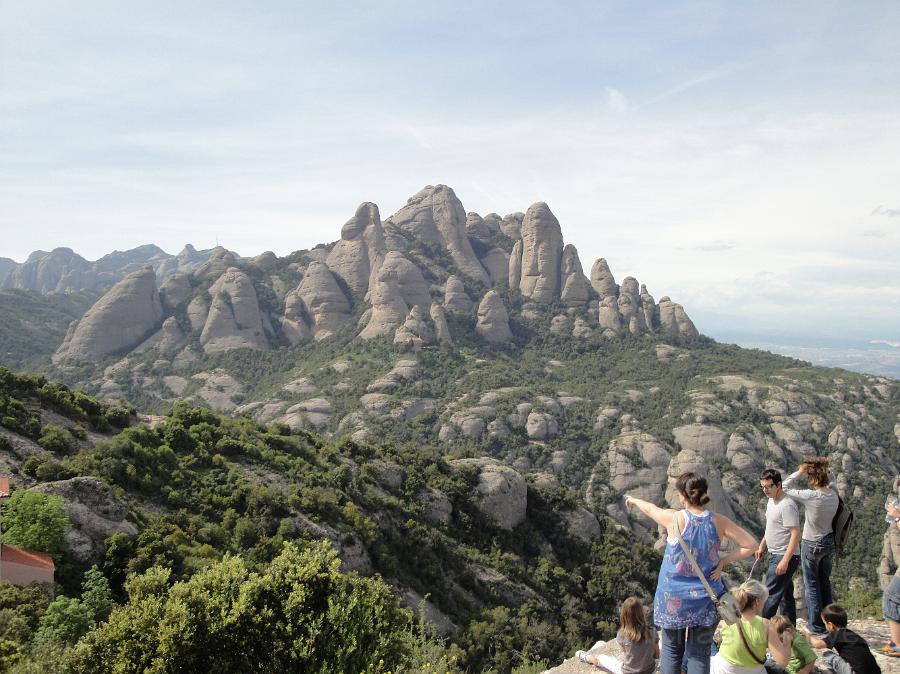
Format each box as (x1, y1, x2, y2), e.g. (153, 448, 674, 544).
(0, 544, 55, 587)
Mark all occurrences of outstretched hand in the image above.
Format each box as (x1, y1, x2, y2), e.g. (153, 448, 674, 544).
(624, 495, 635, 510)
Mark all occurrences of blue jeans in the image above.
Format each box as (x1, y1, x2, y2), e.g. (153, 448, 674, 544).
(761, 553, 800, 623)
(660, 625, 716, 674)
(801, 533, 835, 634)
(822, 651, 852, 674)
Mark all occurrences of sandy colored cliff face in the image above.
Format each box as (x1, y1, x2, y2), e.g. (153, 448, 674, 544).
(53, 267, 163, 363)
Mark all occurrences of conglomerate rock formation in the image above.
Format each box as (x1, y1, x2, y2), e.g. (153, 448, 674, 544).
(52, 183, 698, 366)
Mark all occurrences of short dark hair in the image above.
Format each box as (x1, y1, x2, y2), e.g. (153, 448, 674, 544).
(759, 468, 782, 485)
(821, 604, 847, 628)
(675, 472, 711, 507)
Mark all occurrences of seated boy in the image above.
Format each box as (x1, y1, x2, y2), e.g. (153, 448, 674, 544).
(769, 616, 816, 674)
(804, 604, 881, 674)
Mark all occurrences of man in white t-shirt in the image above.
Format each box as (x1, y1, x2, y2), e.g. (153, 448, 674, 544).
(757, 468, 802, 623)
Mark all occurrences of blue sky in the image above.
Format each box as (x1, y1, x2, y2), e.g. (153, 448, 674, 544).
(1, 1, 899, 342)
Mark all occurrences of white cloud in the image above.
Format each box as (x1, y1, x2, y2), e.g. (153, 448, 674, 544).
(871, 205, 900, 218)
(692, 240, 735, 252)
(606, 88, 629, 114)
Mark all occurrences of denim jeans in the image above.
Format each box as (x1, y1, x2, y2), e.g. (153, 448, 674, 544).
(801, 533, 835, 634)
(822, 651, 852, 674)
(761, 553, 800, 623)
(660, 625, 716, 674)
(763, 657, 787, 674)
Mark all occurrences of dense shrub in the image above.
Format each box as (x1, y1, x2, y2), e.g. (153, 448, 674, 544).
(66, 541, 412, 674)
(1, 490, 70, 558)
(38, 425, 76, 454)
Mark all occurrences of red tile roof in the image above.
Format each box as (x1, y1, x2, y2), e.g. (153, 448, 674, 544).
(0, 544, 55, 570)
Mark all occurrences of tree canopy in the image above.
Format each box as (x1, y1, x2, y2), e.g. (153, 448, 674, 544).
(66, 540, 412, 674)
(1, 490, 69, 558)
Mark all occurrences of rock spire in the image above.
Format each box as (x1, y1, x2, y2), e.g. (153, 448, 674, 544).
(385, 185, 490, 284)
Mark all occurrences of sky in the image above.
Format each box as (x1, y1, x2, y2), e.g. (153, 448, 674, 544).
(1, 1, 899, 345)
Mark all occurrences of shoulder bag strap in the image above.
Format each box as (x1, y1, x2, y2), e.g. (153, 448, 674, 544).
(672, 512, 719, 602)
(736, 620, 766, 665)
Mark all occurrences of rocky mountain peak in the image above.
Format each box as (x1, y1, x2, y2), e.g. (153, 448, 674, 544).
(341, 202, 381, 240)
(326, 202, 386, 295)
(560, 244, 590, 307)
(53, 266, 163, 363)
(515, 202, 565, 303)
(192, 246, 238, 282)
(2, 246, 93, 293)
(200, 267, 269, 352)
(589, 257, 618, 299)
(385, 185, 490, 285)
(291, 261, 351, 341)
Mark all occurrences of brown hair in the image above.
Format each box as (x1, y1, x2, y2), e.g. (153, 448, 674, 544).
(803, 457, 830, 488)
(732, 579, 769, 612)
(619, 596, 649, 643)
(769, 615, 794, 634)
(675, 472, 711, 507)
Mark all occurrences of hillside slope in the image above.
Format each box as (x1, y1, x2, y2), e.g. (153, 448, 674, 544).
(0, 290, 100, 370)
(0, 367, 660, 671)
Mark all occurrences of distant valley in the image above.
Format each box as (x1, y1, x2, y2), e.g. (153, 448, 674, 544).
(714, 333, 900, 380)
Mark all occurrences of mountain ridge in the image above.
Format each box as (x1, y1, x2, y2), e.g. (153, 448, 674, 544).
(0, 243, 223, 294)
(47, 184, 698, 368)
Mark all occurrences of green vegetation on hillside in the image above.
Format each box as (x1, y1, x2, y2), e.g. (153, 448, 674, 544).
(0, 290, 99, 370)
(0, 491, 69, 559)
(0, 368, 661, 672)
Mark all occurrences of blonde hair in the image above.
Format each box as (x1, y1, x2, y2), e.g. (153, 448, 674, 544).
(620, 596, 649, 643)
(732, 579, 769, 612)
(804, 458, 830, 488)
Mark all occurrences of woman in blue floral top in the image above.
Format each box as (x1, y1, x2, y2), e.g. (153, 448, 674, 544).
(626, 472, 757, 674)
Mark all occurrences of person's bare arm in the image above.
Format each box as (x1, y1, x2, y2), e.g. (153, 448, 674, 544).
(711, 514, 758, 579)
(782, 465, 817, 502)
(804, 631, 829, 649)
(777, 527, 801, 575)
(624, 495, 679, 529)
(755, 537, 767, 560)
(766, 620, 791, 667)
